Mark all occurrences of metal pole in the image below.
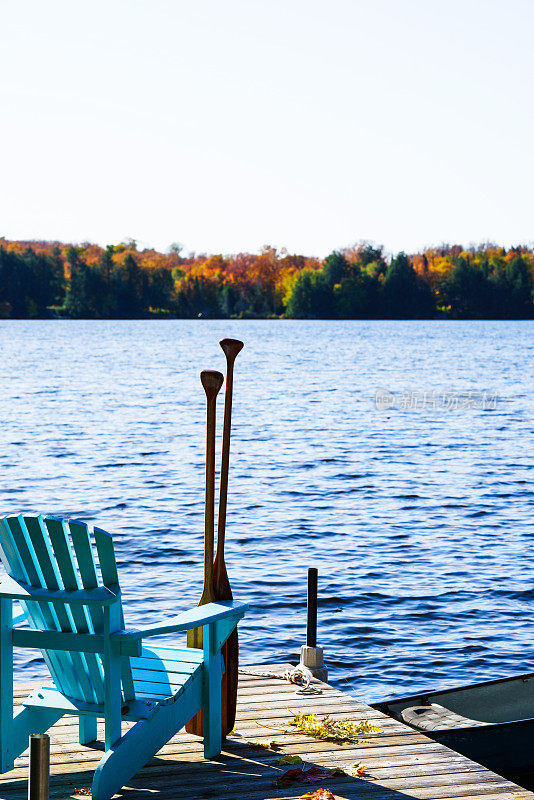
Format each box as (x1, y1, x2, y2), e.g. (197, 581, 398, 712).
(28, 734, 49, 800)
(306, 567, 318, 648)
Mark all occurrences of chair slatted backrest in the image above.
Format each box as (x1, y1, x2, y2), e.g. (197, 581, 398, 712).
(0, 514, 134, 705)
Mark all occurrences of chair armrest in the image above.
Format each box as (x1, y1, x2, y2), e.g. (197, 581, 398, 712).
(121, 600, 248, 641)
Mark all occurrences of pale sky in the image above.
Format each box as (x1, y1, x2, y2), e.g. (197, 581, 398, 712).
(1, 0, 533, 258)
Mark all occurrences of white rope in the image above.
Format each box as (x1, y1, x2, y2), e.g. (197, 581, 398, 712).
(238, 665, 322, 694)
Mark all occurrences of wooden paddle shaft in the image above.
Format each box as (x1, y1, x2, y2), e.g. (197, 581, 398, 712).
(213, 339, 243, 737)
(215, 338, 244, 565)
(199, 369, 223, 605)
(185, 369, 223, 736)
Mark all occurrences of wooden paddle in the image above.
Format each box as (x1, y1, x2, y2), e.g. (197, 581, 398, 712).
(213, 338, 244, 736)
(185, 369, 223, 736)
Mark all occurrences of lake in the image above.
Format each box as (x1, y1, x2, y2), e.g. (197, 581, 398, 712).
(0, 319, 532, 702)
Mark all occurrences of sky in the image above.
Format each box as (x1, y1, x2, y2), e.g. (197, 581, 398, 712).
(1, 0, 533, 258)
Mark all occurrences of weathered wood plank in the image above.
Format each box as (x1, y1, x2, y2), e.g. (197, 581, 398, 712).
(2, 669, 532, 800)
(2, 731, 494, 771)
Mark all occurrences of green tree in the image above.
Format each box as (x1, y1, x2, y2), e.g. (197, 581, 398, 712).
(501, 256, 532, 318)
(113, 254, 147, 317)
(383, 252, 434, 318)
(148, 267, 173, 311)
(323, 251, 349, 286)
(286, 269, 332, 318)
(333, 269, 379, 318)
(441, 257, 491, 318)
(64, 248, 89, 317)
(220, 283, 239, 318)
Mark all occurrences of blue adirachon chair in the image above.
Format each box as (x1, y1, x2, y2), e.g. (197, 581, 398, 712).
(0, 514, 247, 800)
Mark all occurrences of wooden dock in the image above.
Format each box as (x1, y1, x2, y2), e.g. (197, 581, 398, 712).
(2, 665, 532, 800)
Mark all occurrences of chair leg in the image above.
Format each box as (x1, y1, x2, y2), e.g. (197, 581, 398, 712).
(92, 671, 203, 800)
(8, 707, 63, 770)
(79, 716, 98, 745)
(203, 624, 222, 759)
(0, 598, 13, 772)
(103, 605, 122, 750)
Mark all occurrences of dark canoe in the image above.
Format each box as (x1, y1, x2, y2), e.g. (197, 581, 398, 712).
(372, 671, 534, 788)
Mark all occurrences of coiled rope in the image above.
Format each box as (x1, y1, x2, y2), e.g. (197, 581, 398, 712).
(238, 665, 322, 694)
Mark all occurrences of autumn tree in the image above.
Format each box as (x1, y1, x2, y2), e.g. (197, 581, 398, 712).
(0, 238, 531, 320)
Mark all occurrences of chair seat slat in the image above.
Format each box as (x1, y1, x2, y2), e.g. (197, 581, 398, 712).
(131, 658, 201, 677)
(133, 663, 201, 694)
(131, 664, 199, 682)
(140, 644, 204, 663)
(134, 673, 196, 703)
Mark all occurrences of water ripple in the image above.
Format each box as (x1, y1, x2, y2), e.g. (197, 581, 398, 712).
(0, 319, 532, 703)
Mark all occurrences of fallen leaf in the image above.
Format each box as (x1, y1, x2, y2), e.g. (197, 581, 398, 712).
(73, 790, 91, 797)
(278, 754, 303, 765)
(273, 767, 305, 787)
(274, 765, 348, 788)
(300, 790, 335, 800)
(302, 766, 330, 784)
(248, 739, 279, 750)
(282, 767, 305, 780)
(288, 711, 381, 743)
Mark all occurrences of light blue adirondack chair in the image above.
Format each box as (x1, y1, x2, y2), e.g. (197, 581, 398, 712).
(0, 514, 247, 800)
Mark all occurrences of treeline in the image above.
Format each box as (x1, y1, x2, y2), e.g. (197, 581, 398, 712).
(0, 238, 532, 320)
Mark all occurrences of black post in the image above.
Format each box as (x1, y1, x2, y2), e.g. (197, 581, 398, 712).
(307, 567, 318, 648)
(28, 734, 49, 800)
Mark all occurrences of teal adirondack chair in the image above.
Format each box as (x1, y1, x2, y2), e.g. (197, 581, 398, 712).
(0, 514, 247, 800)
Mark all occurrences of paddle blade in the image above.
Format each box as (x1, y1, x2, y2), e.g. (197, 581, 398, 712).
(186, 707, 204, 737)
(220, 338, 244, 361)
(186, 625, 203, 650)
(223, 628, 239, 733)
(213, 553, 233, 601)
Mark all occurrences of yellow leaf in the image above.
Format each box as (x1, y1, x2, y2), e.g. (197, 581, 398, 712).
(248, 739, 279, 750)
(288, 712, 381, 743)
(278, 754, 303, 765)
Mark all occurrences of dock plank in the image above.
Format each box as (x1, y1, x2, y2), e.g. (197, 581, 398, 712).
(1, 665, 532, 800)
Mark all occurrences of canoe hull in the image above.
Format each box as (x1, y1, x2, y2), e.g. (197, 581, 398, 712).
(372, 671, 534, 787)
(425, 718, 534, 786)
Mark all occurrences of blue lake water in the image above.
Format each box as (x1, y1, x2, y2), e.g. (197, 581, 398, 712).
(0, 319, 532, 703)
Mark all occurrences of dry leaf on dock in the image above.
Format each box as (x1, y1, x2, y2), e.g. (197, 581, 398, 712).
(248, 739, 279, 750)
(274, 764, 348, 788)
(288, 711, 381, 743)
(300, 790, 336, 800)
(278, 754, 303, 765)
